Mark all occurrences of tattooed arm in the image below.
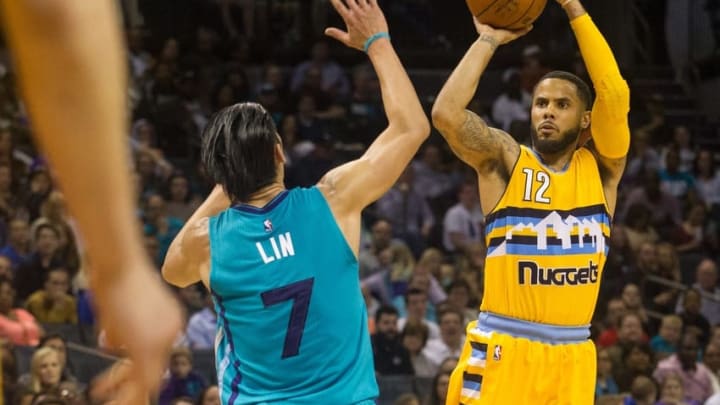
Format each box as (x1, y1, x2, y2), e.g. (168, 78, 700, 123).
(432, 21, 527, 181)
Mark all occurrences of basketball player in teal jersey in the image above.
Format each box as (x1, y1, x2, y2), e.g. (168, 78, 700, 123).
(161, 0, 430, 403)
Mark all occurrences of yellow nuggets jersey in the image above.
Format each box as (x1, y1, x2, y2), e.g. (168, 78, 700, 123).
(481, 145, 610, 326)
(447, 145, 607, 405)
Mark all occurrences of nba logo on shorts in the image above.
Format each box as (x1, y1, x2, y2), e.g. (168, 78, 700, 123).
(263, 219, 273, 233)
(493, 345, 502, 361)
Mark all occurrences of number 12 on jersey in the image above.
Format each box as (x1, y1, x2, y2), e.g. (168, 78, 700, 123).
(522, 168, 551, 204)
(261, 278, 315, 359)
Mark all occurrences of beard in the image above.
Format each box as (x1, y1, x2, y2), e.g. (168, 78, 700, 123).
(530, 124, 582, 155)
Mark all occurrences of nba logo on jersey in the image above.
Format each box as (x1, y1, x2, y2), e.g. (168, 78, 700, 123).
(263, 219, 273, 233)
(493, 345, 502, 361)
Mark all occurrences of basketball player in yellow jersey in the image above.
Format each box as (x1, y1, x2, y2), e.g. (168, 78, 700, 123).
(0, 1, 183, 403)
(432, 0, 630, 403)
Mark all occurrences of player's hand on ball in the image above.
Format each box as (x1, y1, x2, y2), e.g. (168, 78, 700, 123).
(473, 18, 533, 45)
(325, 0, 389, 51)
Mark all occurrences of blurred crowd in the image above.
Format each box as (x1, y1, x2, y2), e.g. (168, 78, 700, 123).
(0, 1, 717, 405)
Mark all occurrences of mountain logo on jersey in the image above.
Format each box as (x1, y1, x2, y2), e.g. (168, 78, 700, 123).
(263, 219, 273, 233)
(485, 206, 610, 258)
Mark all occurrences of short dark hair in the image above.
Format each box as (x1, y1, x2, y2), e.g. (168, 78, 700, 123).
(404, 288, 427, 305)
(375, 305, 399, 324)
(35, 223, 60, 240)
(535, 71, 593, 111)
(38, 333, 67, 349)
(201, 102, 279, 203)
(401, 320, 429, 346)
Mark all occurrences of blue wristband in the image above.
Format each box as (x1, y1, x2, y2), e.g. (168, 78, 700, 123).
(363, 32, 390, 53)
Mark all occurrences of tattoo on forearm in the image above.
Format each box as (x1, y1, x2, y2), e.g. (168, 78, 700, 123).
(478, 34, 499, 51)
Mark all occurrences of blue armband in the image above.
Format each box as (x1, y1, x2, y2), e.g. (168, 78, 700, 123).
(363, 32, 390, 53)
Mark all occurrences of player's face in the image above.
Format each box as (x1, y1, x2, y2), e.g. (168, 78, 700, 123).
(530, 79, 588, 155)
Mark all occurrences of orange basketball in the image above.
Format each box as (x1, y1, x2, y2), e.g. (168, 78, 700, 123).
(467, 0, 548, 30)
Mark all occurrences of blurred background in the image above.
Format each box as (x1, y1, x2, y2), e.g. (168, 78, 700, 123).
(0, 0, 718, 404)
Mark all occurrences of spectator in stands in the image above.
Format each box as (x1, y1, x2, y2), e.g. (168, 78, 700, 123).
(0, 276, 40, 346)
(651, 315, 684, 361)
(603, 224, 633, 295)
(0, 217, 30, 270)
(425, 371, 451, 405)
(165, 174, 201, 221)
(2, 342, 19, 404)
(626, 242, 659, 288)
(694, 150, 720, 212)
(290, 40, 351, 101)
(624, 130, 661, 184)
(397, 288, 440, 341)
(371, 305, 413, 376)
(15, 223, 63, 302)
(598, 298, 629, 348)
(660, 146, 697, 200)
(442, 182, 484, 256)
(648, 242, 682, 315)
(411, 144, 458, 204)
(186, 291, 216, 350)
(345, 63, 385, 145)
(25, 268, 77, 324)
(624, 207, 660, 257)
(621, 168, 682, 233)
(24, 168, 53, 222)
(675, 203, 718, 255)
(0, 164, 21, 228)
(702, 343, 720, 391)
(18, 347, 79, 405)
(359, 219, 408, 279)
(614, 342, 655, 393)
(656, 372, 702, 405)
(491, 68, 531, 132)
(394, 271, 442, 322)
(134, 148, 173, 197)
(622, 284, 649, 325)
(596, 347, 620, 398)
(142, 193, 184, 266)
(401, 320, 435, 378)
(158, 348, 207, 405)
(677, 289, 712, 346)
(375, 166, 434, 257)
(654, 331, 715, 403)
(0, 254, 13, 280)
(606, 313, 650, 370)
(446, 279, 478, 326)
(623, 375, 657, 405)
(196, 385, 220, 405)
(34, 193, 80, 274)
(660, 126, 696, 174)
(423, 307, 464, 368)
(18, 334, 77, 388)
(677, 259, 720, 326)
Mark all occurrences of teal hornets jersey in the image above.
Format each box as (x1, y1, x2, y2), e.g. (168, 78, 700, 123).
(208, 187, 378, 405)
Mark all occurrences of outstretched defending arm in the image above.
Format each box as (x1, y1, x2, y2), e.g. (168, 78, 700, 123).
(319, 0, 430, 213)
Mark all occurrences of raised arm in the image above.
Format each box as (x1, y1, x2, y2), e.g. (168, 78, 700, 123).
(162, 186, 230, 288)
(431, 22, 530, 176)
(561, 0, 630, 181)
(318, 0, 430, 214)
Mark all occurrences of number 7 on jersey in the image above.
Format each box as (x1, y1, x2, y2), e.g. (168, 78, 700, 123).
(261, 278, 315, 359)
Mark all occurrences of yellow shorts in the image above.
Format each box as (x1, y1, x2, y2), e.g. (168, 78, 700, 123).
(447, 313, 597, 405)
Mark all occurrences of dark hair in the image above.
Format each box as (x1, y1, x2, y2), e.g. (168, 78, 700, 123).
(447, 279, 470, 294)
(35, 223, 60, 240)
(374, 305, 399, 324)
(401, 320, 429, 346)
(404, 288, 427, 305)
(535, 71, 593, 111)
(38, 333, 67, 349)
(437, 306, 464, 324)
(201, 102, 279, 203)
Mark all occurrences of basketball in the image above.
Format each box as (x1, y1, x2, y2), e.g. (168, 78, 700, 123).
(466, 0, 548, 30)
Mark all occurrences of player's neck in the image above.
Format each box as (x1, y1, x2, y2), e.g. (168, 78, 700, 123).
(534, 147, 575, 172)
(243, 183, 287, 208)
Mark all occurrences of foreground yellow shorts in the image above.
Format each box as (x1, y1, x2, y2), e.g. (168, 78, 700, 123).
(446, 320, 597, 405)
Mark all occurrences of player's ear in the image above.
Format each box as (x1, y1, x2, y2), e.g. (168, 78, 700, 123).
(580, 111, 591, 130)
(274, 140, 286, 165)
